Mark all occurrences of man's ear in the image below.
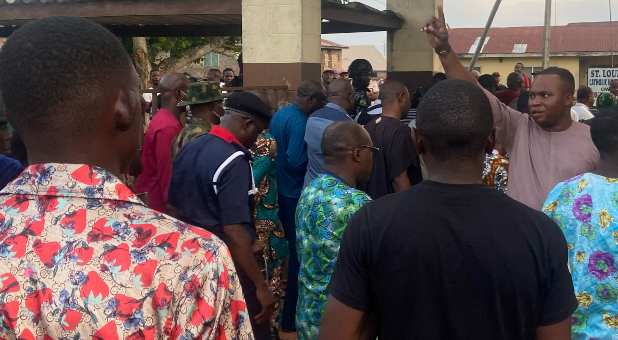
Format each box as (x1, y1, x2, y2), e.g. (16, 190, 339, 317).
(413, 128, 426, 156)
(113, 89, 135, 132)
(352, 148, 363, 163)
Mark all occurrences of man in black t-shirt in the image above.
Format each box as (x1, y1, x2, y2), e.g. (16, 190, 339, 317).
(361, 80, 422, 199)
(319, 79, 576, 340)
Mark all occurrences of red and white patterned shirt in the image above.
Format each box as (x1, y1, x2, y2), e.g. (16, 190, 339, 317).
(0, 163, 253, 339)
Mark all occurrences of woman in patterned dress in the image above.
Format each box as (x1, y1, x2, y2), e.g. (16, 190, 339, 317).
(250, 130, 288, 335)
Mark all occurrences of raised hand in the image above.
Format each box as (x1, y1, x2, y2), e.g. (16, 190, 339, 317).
(423, 5, 449, 52)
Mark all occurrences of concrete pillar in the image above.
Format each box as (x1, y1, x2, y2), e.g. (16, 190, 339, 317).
(387, 0, 443, 91)
(242, 0, 322, 91)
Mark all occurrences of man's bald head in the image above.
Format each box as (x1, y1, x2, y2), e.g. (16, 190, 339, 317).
(159, 73, 188, 92)
(379, 80, 411, 118)
(379, 80, 407, 102)
(322, 121, 374, 183)
(327, 79, 354, 113)
(322, 121, 371, 160)
(328, 79, 353, 98)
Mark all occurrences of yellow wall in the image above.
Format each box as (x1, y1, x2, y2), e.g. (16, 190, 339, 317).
(455, 56, 581, 87)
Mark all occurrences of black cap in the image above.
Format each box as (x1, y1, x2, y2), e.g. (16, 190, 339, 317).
(225, 92, 272, 121)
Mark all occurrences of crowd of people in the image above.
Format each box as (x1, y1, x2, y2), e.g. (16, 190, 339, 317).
(0, 8, 617, 340)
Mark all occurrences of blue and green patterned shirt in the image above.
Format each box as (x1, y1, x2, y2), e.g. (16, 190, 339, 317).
(543, 173, 618, 339)
(295, 173, 370, 340)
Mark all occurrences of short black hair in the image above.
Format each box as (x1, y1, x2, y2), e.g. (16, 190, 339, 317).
(577, 85, 593, 103)
(297, 80, 326, 100)
(536, 67, 575, 95)
(506, 72, 523, 89)
(587, 113, 618, 156)
(322, 121, 369, 159)
(223, 68, 235, 74)
(417, 79, 493, 161)
(478, 74, 497, 93)
(322, 70, 335, 75)
(0, 17, 133, 137)
(378, 80, 407, 102)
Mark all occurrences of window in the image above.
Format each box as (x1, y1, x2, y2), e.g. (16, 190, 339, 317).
(468, 36, 490, 54)
(202, 52, 220, 68)
(512, 44, 528, 54)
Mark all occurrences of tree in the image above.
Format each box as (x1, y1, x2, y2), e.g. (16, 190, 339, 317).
(147, 36, 241, 73)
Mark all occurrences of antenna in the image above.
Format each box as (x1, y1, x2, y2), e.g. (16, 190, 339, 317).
(611, 0, 615, 67)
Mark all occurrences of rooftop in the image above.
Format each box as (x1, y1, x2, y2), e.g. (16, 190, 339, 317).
(0, 0, 403, 37)
(451, 21, 618, 56)
(321, 38, 348, 50)
(342, 45, 386, 72)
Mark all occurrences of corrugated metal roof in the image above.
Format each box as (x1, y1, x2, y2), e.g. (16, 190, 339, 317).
(451, 22, 618, 55)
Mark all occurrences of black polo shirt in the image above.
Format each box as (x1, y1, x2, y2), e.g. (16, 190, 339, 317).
(168, 126, 254, 240)
(331, 181, 577, 339)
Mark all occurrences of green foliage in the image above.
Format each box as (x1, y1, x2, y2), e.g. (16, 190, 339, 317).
(146, 37, 241, 68)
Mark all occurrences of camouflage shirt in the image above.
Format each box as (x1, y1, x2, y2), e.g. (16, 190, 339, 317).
(172, 117, 213, 159)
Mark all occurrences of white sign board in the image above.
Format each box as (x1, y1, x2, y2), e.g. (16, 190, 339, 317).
(588, 68, 618, 97)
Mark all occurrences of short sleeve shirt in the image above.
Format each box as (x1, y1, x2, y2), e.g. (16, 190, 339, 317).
(485, 89, 599, 209)
(295, 174, 370, 340)
(169, 129, 254, 241)
(362, 116, 422, 198)
(331, 181, 577, 339)
(0, 163, 252, 339)
(543, 173, 618, 339)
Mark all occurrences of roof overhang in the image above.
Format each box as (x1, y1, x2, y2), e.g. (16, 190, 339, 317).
(0, 0, 403, 37)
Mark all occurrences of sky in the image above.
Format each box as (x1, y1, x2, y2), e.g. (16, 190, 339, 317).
(322, 0, 618, 55)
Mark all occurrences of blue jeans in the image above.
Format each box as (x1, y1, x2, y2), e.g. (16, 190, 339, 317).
(278, 195, 300, 332)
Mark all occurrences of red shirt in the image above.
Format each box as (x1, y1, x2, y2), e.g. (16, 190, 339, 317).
(496, 89, 521, 107)
(135, 108, 182, 212)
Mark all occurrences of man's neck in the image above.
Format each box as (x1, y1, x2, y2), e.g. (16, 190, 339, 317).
(161, 103, 180, 118)
(324, 164, 356, 188)
(541, 115, 573, 132)
(381, 104, 402, 119)
(328, 100, 347, 111)
(423, 158, 484, 185)
(593, 157, 618, 179)
(27, 146, 124, 178)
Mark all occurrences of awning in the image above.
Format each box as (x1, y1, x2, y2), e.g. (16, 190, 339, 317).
(0, 0, 403, 37)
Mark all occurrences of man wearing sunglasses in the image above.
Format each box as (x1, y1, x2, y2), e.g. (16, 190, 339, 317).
(296, 121, 374, 340)
(304, 79, 355, 187)
(169, 92, 275, 339)
(135, 73, 188, 212)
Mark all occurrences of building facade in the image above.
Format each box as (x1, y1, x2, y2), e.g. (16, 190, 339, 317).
(450, 22, 618, 93)
(321, 39, 347, 73)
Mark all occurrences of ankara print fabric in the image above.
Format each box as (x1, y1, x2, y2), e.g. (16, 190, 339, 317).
(0, 164, 253, 339)
(543, 173, 618, 339)
(295, 174, 370, 340)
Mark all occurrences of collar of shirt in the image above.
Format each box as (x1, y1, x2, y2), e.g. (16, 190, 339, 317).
(326, 102, 348, 114)
(209, 125, 243, 146)
(151, 108, 181, 130)
(0, 163, 143, 205)
(321, 171, 349, 187)
(574, 102, 589, 109)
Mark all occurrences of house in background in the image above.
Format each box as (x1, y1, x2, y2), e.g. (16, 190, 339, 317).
(449, 21, 618, 88)
(321, 39, 347, 73)
(342, 45, 387, 79)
